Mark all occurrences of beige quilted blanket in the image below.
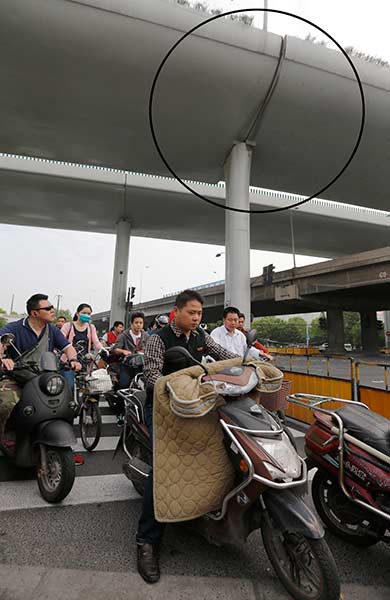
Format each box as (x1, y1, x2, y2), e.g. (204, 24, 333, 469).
(152, 358, 242, 522)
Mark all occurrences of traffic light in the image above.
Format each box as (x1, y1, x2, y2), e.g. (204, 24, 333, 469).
(130, 286, 136, 299)
(376, 319, 384, 330)
(263, 264, 275, 285)
(318, 316, 327, 330)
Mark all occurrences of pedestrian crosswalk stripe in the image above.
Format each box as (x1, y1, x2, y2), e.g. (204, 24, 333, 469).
(72, 436, 119, 453)
(0, 473, 139, 512)
(101, 415, 118, 424)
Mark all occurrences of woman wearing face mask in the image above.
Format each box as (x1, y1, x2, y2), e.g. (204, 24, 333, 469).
(61, 303, 103, 359)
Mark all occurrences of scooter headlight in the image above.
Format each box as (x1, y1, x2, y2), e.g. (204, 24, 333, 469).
(40, 374, 65, 396)
(258, 434, 302, 481)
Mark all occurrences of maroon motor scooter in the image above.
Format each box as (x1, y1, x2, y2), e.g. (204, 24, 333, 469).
(289, 393, 390, 547)
(115, 337, 340, 600)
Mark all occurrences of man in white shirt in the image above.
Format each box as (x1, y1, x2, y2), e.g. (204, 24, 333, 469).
(210, 307, 248, 356)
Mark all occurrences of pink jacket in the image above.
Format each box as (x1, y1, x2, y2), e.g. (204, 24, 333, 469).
(60, 321, 103, 360)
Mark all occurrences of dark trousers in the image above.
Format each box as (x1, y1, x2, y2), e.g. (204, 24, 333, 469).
(136, 401, 165, 545)
(119, 364, 132, 390)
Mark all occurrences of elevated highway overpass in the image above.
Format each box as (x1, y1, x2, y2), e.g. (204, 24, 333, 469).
(1, 0, 389, 322)
(92, 247, 390, 353)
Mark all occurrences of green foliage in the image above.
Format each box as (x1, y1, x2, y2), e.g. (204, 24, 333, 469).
(251, 316, 308, 345)
(174, 0, 254, 27)
(0, 307, 6, 328)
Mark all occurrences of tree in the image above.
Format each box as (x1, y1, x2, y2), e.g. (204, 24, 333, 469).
(343, 312, 361, 346)
(251, 316, 307, 345)
(0, 307, 6, 329)
(309, 317, 326, 345)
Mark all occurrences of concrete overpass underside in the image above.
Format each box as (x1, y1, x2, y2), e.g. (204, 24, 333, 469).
(0, 0, 389, 211)
(0, 164, 389, 258)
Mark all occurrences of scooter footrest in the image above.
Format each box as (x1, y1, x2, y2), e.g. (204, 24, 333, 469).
(123, 457, 151, 481)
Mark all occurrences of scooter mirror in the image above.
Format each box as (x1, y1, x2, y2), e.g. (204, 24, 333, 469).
(0, 333, 16, 345)
(246, 329, 258, 348)
(164, 346, 208, 374)
(165, 346, 193, 361)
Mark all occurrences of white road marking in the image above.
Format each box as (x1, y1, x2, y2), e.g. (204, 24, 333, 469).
(0, 473, 139, 512)
(101, 415, 117, 424)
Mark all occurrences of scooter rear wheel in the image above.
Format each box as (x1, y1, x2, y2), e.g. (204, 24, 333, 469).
(37, 447, 75, 503)
(312, 469, 385, 547)
(262, 511, 340, 600)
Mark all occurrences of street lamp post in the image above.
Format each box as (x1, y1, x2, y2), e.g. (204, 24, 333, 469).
(139, 265, 149, 304)
(289, 210, 297, 269)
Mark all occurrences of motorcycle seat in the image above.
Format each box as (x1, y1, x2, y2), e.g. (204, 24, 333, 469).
(220, 397, 276, 435)
(335, 405, 390, 455)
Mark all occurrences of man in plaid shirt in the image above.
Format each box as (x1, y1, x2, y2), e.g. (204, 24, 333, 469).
(136, 289, 239, 584)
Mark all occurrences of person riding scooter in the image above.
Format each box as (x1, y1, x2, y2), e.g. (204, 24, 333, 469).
(112, 312, 149, 390)
(147, 314, 169, 335)
(0, 294, 82, 442)
(136, 289, 238, 584)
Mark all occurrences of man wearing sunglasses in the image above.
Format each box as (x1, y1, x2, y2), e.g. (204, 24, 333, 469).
(0, 293, 82, 443)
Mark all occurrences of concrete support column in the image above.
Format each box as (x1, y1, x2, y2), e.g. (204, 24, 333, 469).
(110, 219, 131, 326)
(224, 142, 252, 321)
(360, 311, 379, 354)
(384, 310, 390, 349)
(327, 309, 345, 353)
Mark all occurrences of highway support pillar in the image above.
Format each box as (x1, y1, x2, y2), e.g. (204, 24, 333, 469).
(384, 310, 390, 349)
(110, 219, 131, 327)
(224, 142, 252, 322)
(360, 310, 379, 354)
(327, 309, 345, 354)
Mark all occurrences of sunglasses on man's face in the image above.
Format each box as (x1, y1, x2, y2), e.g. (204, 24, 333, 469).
(37, 305, 55, 312)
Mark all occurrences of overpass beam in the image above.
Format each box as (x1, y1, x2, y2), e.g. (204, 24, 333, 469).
(360, 310, 379, 353)
(327, 309, 344, 353)
(110, 219, 131, 326)
(224, 142, 253, 320)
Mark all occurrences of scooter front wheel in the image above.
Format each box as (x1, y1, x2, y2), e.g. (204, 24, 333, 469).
(80, 400, 102, 452)
(312, 470, 385, 547)
(37, 447, 75, 503)
(262, 511, 340, 600)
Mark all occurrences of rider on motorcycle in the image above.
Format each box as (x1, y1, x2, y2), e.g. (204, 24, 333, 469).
(136, 289, 238, 584)
(112, 312, 149, 389)
(147, 314, 169, 335)
(0, 294, 82, 441)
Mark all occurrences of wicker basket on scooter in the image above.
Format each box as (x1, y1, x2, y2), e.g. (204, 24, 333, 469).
(86, 369, 113, 394)
(258, 380, 292, 411)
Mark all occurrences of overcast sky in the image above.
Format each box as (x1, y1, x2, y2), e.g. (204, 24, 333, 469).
(1, 0, 388, 316)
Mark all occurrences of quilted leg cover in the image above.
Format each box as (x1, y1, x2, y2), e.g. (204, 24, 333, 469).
(153, 360, 238, 522)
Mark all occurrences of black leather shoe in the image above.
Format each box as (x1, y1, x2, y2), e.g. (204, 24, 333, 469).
(137, 543, 160, 584)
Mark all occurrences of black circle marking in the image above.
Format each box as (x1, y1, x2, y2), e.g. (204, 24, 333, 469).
(148, 8, 365, 214)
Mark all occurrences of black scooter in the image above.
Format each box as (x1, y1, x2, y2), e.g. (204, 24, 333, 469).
(0, 333, 77, 503)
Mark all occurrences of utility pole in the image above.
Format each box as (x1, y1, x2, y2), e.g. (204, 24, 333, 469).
(54, 294, 63, 312)
(9, 293, 15, 315)
(289, 210, 297, 269)
(263, 0, 268, 31)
